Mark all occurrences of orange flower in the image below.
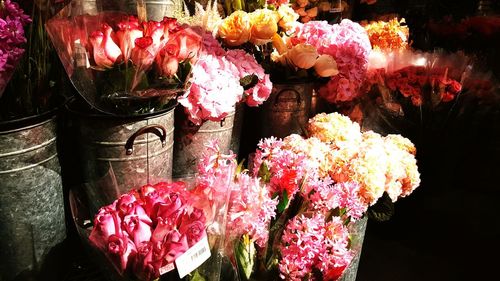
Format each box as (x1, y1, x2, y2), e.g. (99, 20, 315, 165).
(249, 9, 279, 45)
(218, 10, 251, 46)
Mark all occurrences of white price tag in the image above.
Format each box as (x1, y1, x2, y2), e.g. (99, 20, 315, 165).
(159, 263, 175, 275)
(175, 235, 211, 278)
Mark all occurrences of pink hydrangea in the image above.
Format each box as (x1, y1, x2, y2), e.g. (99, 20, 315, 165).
(178, 53, 243, 124)
(226, 49, 272, 107)
(293, 19, 372, 103)
(227, 173, 278, 248)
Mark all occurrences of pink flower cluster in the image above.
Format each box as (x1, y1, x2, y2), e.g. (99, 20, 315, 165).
(87, 16, 201, 75)
(252, 136, 310, 200)
(179, 35, 272, 124)
(292, 19, 372, 103)
(227, 173, 278, 248)
(0, 0, 31, 96)
(279, 214, 352, 281)
(89, 182, 206, 281)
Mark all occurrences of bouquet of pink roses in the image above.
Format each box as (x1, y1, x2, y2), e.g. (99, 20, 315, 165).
(89, 181, 210, 280)
(46, 3, 202, 115)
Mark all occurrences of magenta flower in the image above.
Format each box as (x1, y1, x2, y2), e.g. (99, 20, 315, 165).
(0, 0, 30, 96)
(89, 182, 208, 280)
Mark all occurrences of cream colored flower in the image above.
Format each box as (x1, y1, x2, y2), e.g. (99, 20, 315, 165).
(314, 54, 339, 77)
(249, 9, 279, 45)
(286, 44, 318, 69)
(277, 5, 300, 31)
(218, 10, 251, 46)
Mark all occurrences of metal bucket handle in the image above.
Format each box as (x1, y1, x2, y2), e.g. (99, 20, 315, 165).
(274, 88, 302, 108)
(125, 124, 167, 155)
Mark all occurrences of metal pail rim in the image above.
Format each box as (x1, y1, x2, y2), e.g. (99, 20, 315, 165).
(65, 96, 178, 122)
(0, 109, 58, 135)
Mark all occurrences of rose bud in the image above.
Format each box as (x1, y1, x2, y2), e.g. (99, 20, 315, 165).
(115, 17, 143, 62)
(89, 207, 121, 251)
(122, 214, 153, 247)
(314, 54, 339, 77)
(131, 36, 155, 70)
(107, 234, 137, 273)
(89, 24, 122, 68)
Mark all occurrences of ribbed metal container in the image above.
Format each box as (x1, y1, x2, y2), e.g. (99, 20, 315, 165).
(68, 102, 175, 210)
(173, 107, 236, 179)
(124, 0, 183, 21)
(259, 82, 313, 139)
(0, 116, 66, 281)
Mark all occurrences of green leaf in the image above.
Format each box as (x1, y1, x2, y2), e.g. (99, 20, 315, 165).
(189, 269, 206, 281)
(276, 190, 289, 213)
(367, 192, 395, 222)
(240, 74, 259, 90)
(236, 159, 246, 176)
(258, 162, 271, 183)
(235, 235, 256, 281)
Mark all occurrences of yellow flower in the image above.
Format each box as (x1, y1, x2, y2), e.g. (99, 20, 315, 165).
(249, 9, 279, 45)
(286, 43, 318, 69)
(314, 54, 339, 77)
(277, 5, 300, 31)
(218, 10, 251, 46)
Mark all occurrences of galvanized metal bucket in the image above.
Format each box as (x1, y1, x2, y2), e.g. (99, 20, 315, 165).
(259, 82, 313, 139)
(67, 100, 175, 209)
(124, 0, 183, 21)
(173, 107, 236, 179)
(0, 115, 66, 281)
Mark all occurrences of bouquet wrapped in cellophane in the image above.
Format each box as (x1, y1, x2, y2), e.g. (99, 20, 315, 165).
(74, 141, 237, 281)
(353, 49, 474, 140)
(219, 112, 420, 281)
(46, 0, 195, 115)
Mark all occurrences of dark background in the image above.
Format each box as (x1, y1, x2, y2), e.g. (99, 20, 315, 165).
(353, 1, 500, 281)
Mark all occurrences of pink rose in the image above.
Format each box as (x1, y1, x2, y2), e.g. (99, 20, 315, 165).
(115, 16, 143, 62)
(178, 209, 206, 246)
(154, 192, 184, 223)
(131, 36, 155, 70)
(89, 206, 121, 251)
(153, 230, 189, 265)
(107, 234, 137, 273)
(134, 242, 159, 281)
(122, 214, 153, 247)
(89, 24, 122, 68)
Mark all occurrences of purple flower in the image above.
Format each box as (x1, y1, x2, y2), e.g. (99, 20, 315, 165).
(0, 0, 30, 96)
(3, 0, 31, 25)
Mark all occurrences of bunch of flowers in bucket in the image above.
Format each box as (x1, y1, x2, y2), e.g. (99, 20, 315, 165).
(46, 0, 270, 119)
(87, 141, 237, 281)
(216, 2, 343, 84)
(355, 49, 471, 137)
(219, 112, 420, 280)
